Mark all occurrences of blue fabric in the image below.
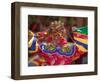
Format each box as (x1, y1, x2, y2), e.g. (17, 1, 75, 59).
(74, 40, 88, 49)
(29, 36, 37, 50)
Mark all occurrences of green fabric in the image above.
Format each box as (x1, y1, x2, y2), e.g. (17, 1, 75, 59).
(75, 26, 88, 35)
(67, 18, 75, 25)
(32, 17, 37, 23)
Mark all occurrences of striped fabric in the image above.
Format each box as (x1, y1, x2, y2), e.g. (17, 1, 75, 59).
(73, 26, 88, 52)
